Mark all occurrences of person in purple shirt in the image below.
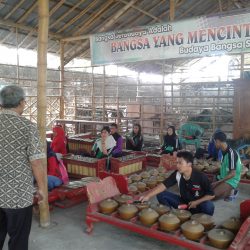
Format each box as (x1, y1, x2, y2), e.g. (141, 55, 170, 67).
(110, 123, 123, 157)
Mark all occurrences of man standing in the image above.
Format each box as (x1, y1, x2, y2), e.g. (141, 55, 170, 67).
(212, 131, 242, 200)
(110, 123, 123, 157)
(0, 85, 46, 250)
(140, 151, 215, 215)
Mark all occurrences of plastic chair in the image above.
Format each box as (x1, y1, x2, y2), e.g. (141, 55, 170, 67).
(178, 123, 204, 149)
(237, 144, 250, 160)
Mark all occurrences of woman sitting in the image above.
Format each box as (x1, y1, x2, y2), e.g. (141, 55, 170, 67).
(126, 123, 144, 151)
(160, 126, 179, 155)
(47, 142, 63, 191)
(51, 125, 67, 156)
(92, 126, 116, 159)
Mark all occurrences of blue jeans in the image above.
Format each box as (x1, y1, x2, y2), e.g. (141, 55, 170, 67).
(48, 175, 62, 191)
(157, 191, 214, 215)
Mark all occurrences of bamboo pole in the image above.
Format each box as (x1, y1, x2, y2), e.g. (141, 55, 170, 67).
(169, 0, 175, 21)
(16, 28, 19, 85)
(102, 66, 106, 121)
(0, 18, 62, 40)
(37, 0, 50, 228)
(240, 53, 245, 79)
(116, 66, 120, 126)
(160, 61, 165, 144)
(60, 41, 65, 119)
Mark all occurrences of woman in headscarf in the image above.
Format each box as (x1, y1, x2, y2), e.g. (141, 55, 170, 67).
(160, 126, 179, 155)
(51, 125, 67, 155)
(47, 142, 63, 190)
(126, 123, 144, 151)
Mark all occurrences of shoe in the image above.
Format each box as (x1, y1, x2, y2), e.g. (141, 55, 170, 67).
(224, 189, 239, 202)
(233, 189, 239, 197)
(224, 196, 235, 202)
(229, 189, 239, 197)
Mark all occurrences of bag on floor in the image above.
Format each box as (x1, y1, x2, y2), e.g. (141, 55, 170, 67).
(58, 159, 69, 185)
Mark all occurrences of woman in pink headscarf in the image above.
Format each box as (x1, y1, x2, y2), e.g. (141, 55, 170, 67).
(51, 125, 67, 155)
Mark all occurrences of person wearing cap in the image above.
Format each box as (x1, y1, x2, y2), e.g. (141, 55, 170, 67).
(140, 151, 215, 215)
(212, 131, 242, 200)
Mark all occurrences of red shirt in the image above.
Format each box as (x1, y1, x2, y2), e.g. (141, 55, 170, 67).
(47, 156, 61, 179)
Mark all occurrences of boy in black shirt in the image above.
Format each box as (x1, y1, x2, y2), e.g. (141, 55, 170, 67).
(140, 151, 215, 215)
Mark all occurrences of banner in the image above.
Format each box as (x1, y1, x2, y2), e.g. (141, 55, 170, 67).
(90, 12, 250, 66)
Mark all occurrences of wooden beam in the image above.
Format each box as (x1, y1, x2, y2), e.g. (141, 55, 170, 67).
(59, 41, 65, 118)
(116, 0, 160, 22)
(17, 1, 38, 24)
(64, 0, 136, 61)
(50, 0, 65, 16)
(218, 0, 223, 12)
(99, 0, 138, 33)
(153, 0, 184, 21)
(50, 0, 86, 29)
(116, 0, 164, 29)
(177, 0, 203, 19)
(62, 34, 90, 42)
(70, 0, 115, 36)
(78, 0, 186, 61)
(0, 18, 62, 40)
(19, 0, 65, 48)
(25, 38, 37, 49)
(4, 0, 25, 20)
(231, 0, 241, 9)
(61, 1, 118, 55)
(47, 40, 59, 52)
(37, 0, 50, 228)
(0, 28, 14, 43)
(169, 0, 176, 21)
(63, 0, 183, 64)
(77, 0, 164, 59)
(64, 0, 163, 62)
(56, 0, 99, 34)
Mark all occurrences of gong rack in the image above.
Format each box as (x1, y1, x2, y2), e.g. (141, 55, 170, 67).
(85, 173, 250, 250)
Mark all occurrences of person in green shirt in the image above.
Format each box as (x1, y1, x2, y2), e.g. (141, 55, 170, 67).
(212, 131, 242, 200)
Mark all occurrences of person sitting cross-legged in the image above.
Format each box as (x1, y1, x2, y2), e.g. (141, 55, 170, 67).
(212, 131, 242, 201)
(110, 123, 123, 158)
(92, 126, 116, 159)
(126, 123, 143, 151)
(160, 126, 180, 155)
(140, 151, 215, 215)
(47, 142, 63, 191)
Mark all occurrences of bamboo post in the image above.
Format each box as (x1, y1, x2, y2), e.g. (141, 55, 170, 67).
(37, 0, 50, 228)
(240, 53, 244, 79)
(60, 41, 65, 119)
(16, 28, 20, 84)
(160, 61, 165, 144)
(212, 98, 216, 133)
(116, 66, 120, 126)
(102, 66, 106, 121)
(169, 0, 175, 21)
(91, 67, 96, 135)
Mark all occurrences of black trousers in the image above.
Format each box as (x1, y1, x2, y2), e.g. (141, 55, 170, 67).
(0, 205, 33, 250)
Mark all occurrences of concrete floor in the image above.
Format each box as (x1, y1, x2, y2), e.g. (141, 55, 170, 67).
(3, 183, 249, 250)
